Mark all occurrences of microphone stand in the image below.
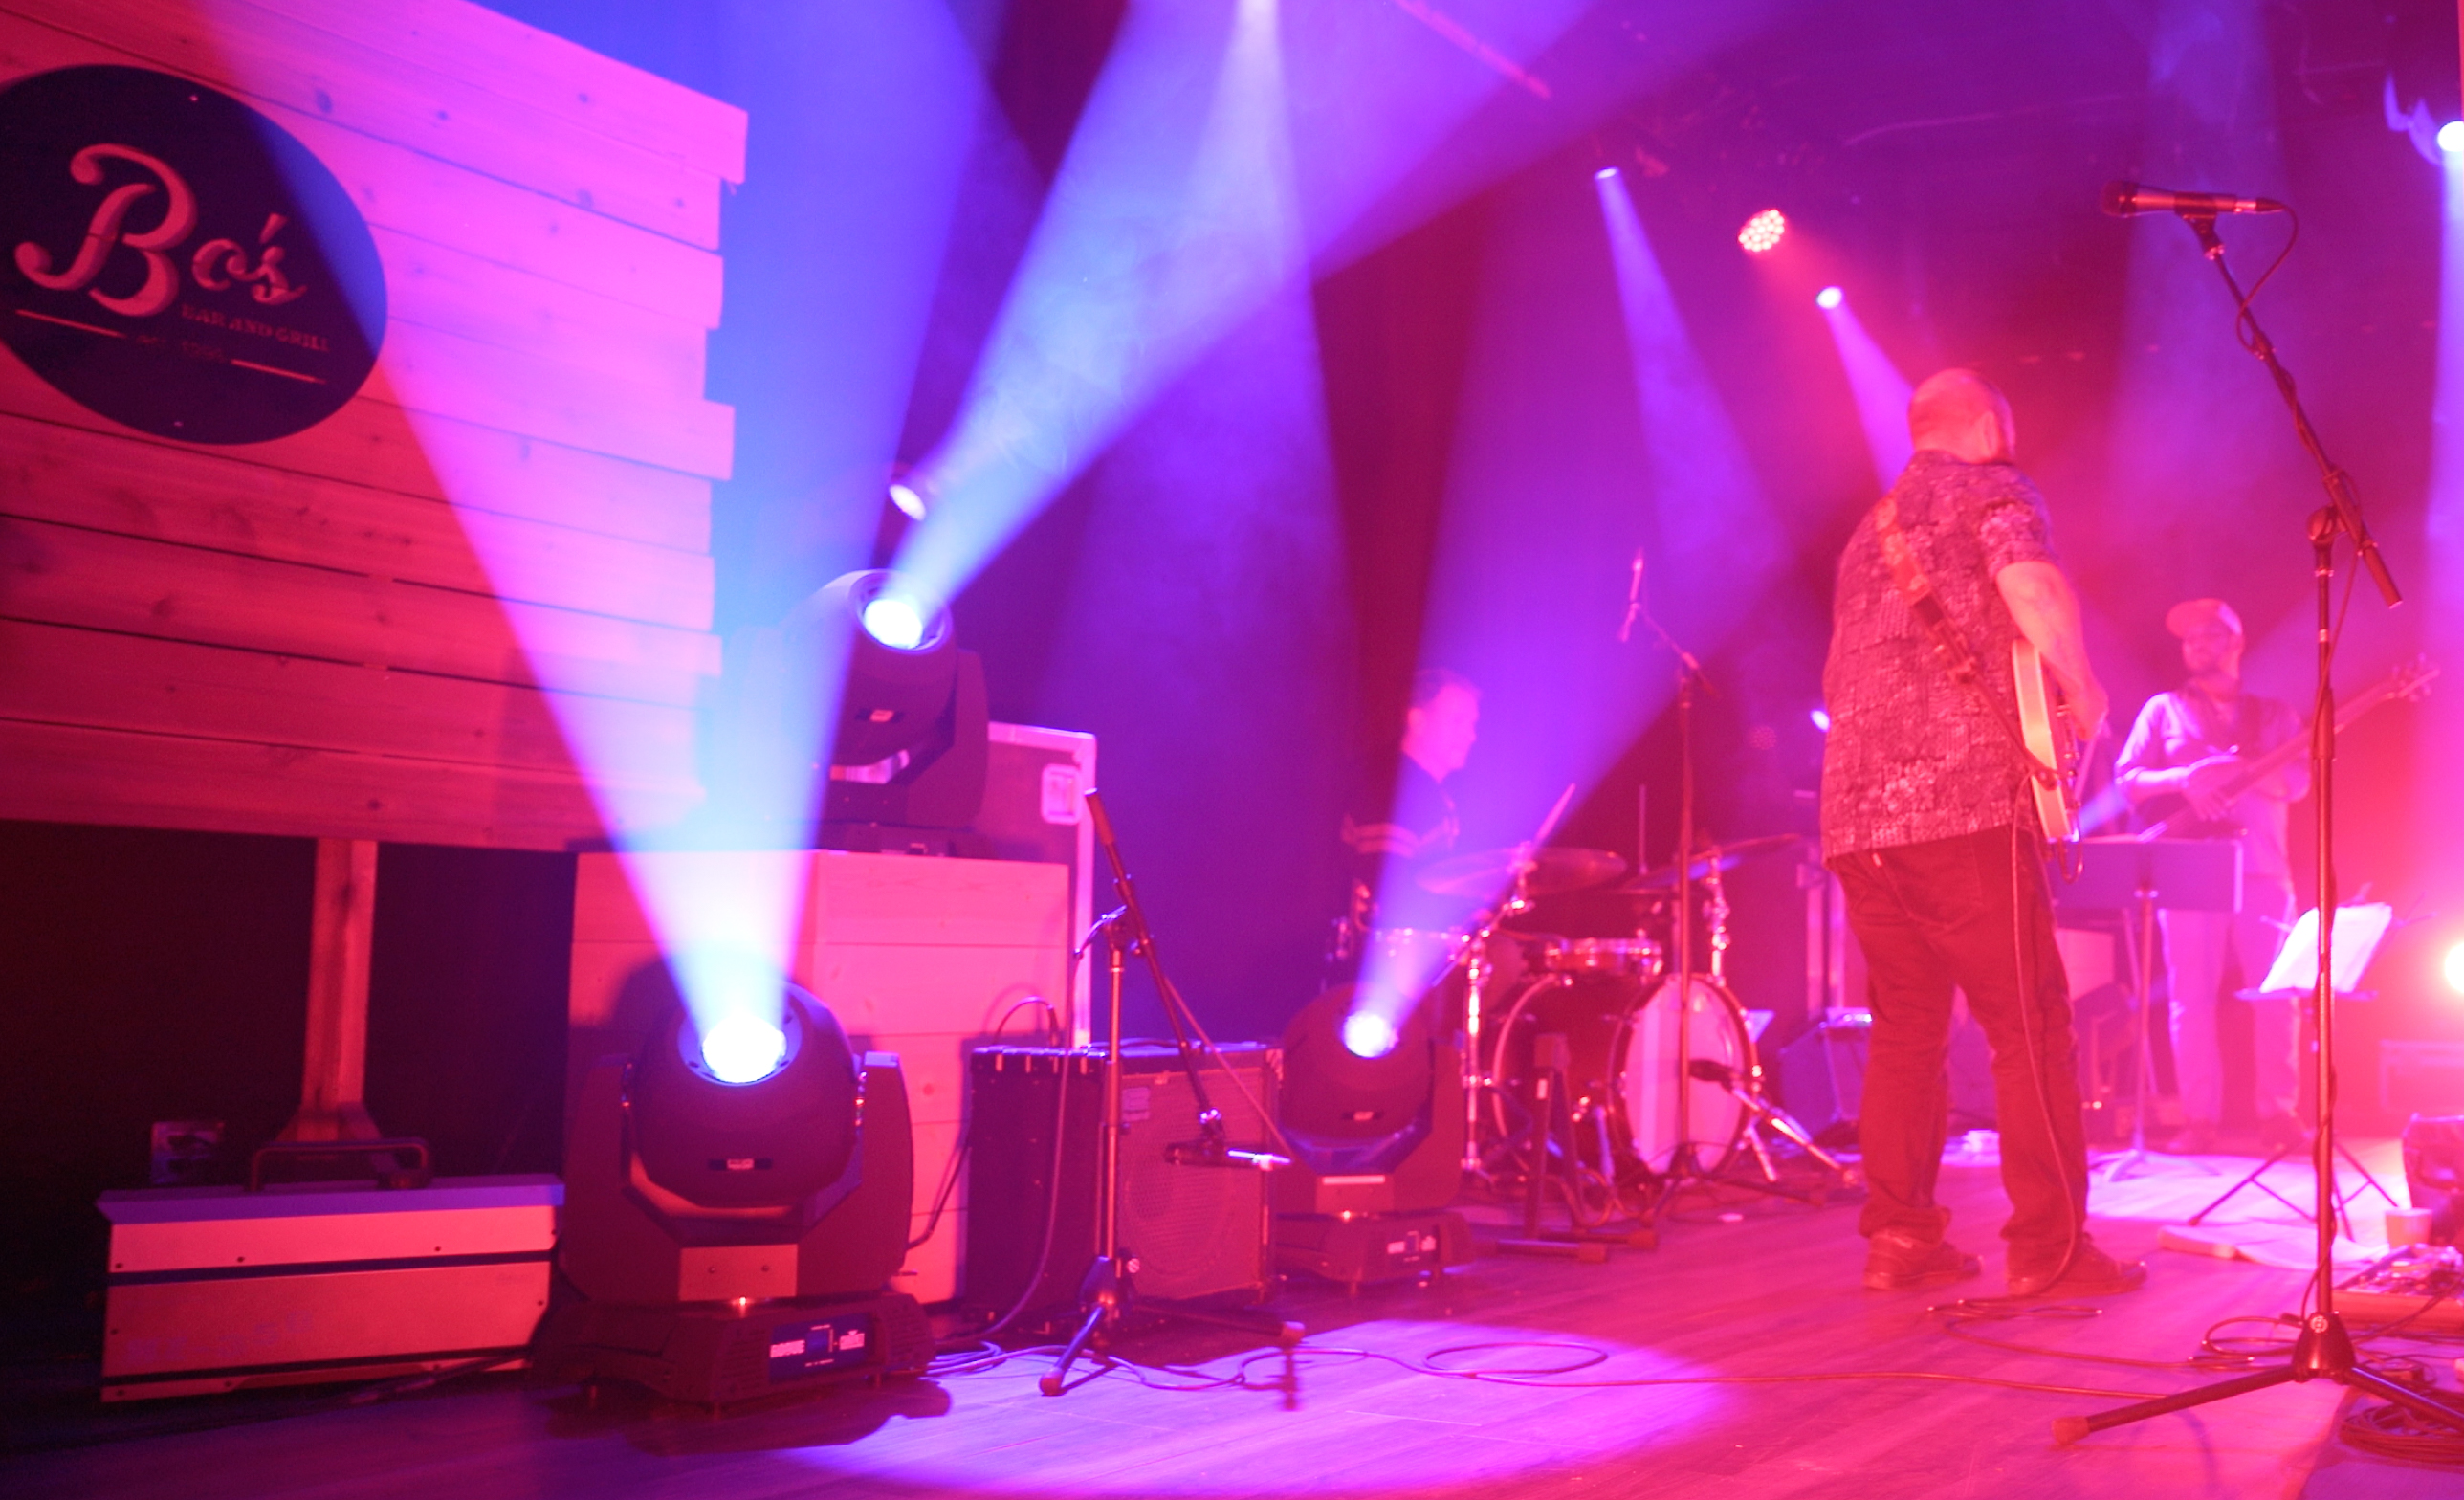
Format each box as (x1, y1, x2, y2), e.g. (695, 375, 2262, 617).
(1632, 614, 1733, 1215)
(1041, 789, 1299, 1401)
(2055, 211, 2461, 1446)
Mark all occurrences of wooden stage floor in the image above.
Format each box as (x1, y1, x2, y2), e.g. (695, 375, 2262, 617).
(12, 1142, 2462, 1499)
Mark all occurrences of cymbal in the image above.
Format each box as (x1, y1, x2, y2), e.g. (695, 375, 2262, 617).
(1618, 832, 1804, 893)
(1418, 845, 1628, 900)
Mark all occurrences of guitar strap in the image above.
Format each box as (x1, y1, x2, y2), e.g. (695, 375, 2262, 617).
(1871, 493, 2058, 787)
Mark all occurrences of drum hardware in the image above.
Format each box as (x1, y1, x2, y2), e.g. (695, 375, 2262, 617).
(1418, 844, 1628, 901)
(1491, 1047, 1645, 1259)
(1683, 1058, 1855, 1189)
(1448, 787, 1587, 1181)
(1529, 935, 1665, 981)
(1615, 832, 1804, 893)
(1495, 1049, 1612, 1263)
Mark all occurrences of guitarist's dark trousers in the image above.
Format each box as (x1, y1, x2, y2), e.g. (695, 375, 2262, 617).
(1832, 825, 2091, 1258)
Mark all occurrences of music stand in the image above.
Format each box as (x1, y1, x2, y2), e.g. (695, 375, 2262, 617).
(2187, 904, 2402, 1237)
(2059, 837, 2240, 1181)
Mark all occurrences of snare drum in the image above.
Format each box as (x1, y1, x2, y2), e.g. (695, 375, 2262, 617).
(1530, 934, 1665, 982)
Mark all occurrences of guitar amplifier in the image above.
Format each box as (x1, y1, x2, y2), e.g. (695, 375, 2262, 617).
(964, 1043, 1276, 1323)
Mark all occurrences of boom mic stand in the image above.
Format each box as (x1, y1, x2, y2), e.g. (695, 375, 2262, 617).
(2055, 210, 2463, 1445)
(1041, 789, 1299, 1401)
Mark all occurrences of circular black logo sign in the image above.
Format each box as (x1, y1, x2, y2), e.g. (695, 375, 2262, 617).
(0, 66, 385, 444)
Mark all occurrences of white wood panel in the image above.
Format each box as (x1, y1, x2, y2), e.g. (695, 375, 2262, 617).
(0, 408, 715, 629)
(0, 355, 712, 553)
(6, 0, 725, 247)
(374, 226, 708, 403)
(372, 323, 732, 480)
(0, 14, 727, 325)
(240, 0, 747, 182)
(0, 715, 689, 849)
(0, 617, 693, 782)
(2, 516, 718, 706)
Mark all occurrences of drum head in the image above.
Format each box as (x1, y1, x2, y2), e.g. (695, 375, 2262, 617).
(1617, 976, 1751, 1176)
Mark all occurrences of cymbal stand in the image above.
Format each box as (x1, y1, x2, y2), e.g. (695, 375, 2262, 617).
(2056, 212, 2459, 1446)
(1459, 860, 1532, 1179)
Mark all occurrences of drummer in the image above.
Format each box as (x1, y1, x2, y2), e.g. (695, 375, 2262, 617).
(1332, 668, 1481, 974)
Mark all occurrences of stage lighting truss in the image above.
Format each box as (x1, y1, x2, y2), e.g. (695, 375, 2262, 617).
(1738, 208, 1787, 254)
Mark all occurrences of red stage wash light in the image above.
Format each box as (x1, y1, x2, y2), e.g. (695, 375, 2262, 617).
(1738, 208, 1787, 254)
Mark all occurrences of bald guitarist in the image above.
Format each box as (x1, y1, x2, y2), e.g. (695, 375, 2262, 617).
(2114, 598, 2306, 1158)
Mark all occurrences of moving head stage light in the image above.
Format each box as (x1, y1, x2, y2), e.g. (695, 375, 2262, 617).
(540, 983, 932, 1405)
(808, 568, 989, 845)
(1271, 985, 1470, 1291)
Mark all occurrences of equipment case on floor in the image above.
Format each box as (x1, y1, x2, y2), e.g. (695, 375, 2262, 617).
(98, 1174, 559, 1401)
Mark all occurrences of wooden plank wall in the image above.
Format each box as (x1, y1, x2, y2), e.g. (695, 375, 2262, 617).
(0, 0, 744, 849)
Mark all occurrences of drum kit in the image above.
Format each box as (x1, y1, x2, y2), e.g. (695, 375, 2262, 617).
(1343, 829, 1849, 1229)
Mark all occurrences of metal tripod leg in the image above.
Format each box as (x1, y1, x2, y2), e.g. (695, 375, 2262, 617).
(2189, 1136, 2403, 1240)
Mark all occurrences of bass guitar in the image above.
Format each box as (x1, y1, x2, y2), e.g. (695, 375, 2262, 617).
(2132, 656, 2438, 841)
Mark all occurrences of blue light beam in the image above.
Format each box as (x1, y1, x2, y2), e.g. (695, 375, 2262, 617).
(895, 0, 1304, 614)
(1815, 288, 1915, 494)
(393, 1, 987, 1049)
(2417, 143, 2464, 890)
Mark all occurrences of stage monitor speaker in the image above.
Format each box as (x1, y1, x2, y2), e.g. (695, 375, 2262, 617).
(1776, 1009, 1997, 1141)
(1776, 1015, 1869, 1142)
(964, 1043, 1276, 1324)
(2402, 1114, 2464, 1245)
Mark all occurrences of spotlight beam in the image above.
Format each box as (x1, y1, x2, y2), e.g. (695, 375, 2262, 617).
(897, 0, 1624, 617)
(1815, 290, 1914, 494)
(894, 0, 1304, 615)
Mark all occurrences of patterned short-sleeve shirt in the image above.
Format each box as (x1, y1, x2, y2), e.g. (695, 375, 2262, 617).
(1820, 450, 2059, 860)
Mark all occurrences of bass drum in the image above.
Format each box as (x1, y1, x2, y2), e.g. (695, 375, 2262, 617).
(1619, 975, 1754, 1177)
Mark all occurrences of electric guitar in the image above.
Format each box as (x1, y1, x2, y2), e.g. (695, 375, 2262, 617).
(2012, 638, 2084, 849)
(2131, 655, 2438, 841)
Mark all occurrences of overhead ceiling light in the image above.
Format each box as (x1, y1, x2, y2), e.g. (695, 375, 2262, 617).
(1738, 208, 1787, 254)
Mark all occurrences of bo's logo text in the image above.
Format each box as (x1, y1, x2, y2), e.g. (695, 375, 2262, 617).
(0, 66, 384, 444)
(14, 144, 308, 317)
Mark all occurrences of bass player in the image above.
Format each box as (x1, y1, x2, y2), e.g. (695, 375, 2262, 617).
(2114, 598, 2307, 1158)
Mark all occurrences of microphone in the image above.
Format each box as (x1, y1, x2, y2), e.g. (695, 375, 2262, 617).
(1617, 546, 1644, 644)
(2101, 181, 2286, 218)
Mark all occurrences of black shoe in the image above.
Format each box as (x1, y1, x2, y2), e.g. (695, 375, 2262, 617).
(1864, 1228, 1981, 1290)
(2008, 1243, 2148, 1298)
